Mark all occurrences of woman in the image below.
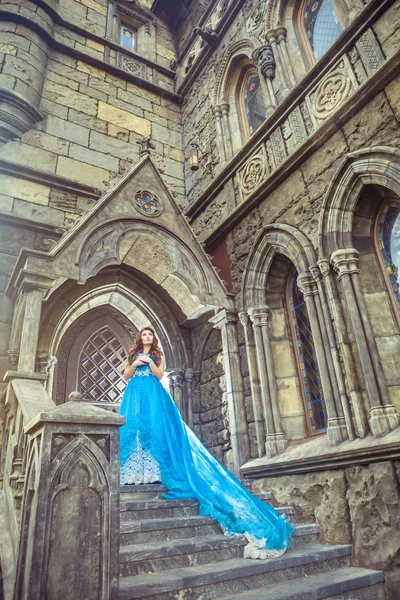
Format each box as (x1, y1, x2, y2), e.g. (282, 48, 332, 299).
(119, 327, 295, 559)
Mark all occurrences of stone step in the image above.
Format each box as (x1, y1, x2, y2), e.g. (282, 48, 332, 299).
(120, 517, 318, 548)
(120, 498, 199, 521)
(120, 534, 247, 577)
(217, 567, 385, 600)
(120, 484, 166, 500)
(119, 544, 352, 600)
(120, 515, 222, 544)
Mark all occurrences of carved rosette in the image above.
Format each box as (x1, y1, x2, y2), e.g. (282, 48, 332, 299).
(238, 148, 267, 201)
(308, 57, 357, 124)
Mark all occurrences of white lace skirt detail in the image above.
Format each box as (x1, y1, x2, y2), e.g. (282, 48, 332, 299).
(120, 434, 161, 485)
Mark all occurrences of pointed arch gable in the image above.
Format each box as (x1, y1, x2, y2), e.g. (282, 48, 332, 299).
(319, 146, 400, 257)
(241, 223, 317, 310)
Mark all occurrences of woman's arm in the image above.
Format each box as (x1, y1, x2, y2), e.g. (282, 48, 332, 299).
(123, 358, 144, 381)
(141, 354, 165, 380)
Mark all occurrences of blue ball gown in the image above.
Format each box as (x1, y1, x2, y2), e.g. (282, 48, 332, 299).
(119, 353, 295, 559)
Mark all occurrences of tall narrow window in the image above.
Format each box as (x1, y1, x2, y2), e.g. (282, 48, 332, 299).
(288, 269, 327, 435)
(241, 69, 266, 138)
(376, 200, 400, 311)
(304, 0, 342, 61)
(120, 24, 137, 52)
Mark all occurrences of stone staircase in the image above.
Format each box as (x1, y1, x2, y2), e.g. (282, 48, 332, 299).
(118, 484, 385, 600)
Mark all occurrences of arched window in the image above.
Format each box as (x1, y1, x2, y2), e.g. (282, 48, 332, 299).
(376, 200, 400, 312)
(303, 0, 343, 61)
(240, 68, 266, 138)
(287, 268, 327, 435)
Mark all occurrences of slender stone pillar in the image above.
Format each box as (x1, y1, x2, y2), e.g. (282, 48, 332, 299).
(17, 275, 54, 374)
(209, 309, 250, 473)
(168, 372, 176, 402)
(331, 249, 399, 436)
(252, 45, 277, 117)
(267, 30, 290, 97)
(276, 27, 297, 88)
(212, 105, 227, 164)
(185, 368, 194, 428)
(249, 306, 286, 458)
(173, 370, 185, 415)
(297, 272, 348, 445)
(313, 261, 355, 440)
(238, 312, 265, 458)
(220, 103, 234, 160)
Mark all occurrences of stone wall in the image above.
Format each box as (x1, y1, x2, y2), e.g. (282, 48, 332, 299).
(252, 460, 400, 600)
(192, 328, 232, 466)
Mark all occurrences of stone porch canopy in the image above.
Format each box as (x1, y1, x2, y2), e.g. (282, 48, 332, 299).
(5, 155, 231, 374)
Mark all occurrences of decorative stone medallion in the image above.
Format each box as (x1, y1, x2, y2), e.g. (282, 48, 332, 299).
(133, 190, 163, 217)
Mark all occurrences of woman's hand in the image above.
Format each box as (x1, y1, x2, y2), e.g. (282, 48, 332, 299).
(138, 355, 151, 364)
(132, 358, 146, 367)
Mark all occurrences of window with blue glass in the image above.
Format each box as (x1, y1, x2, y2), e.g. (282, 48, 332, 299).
(120, 24, 137, 52)
(377, 201, 400, 310)
(288, 269, 327, 435)
(241, 70, 266, 138)
(304, 0, 342, 61)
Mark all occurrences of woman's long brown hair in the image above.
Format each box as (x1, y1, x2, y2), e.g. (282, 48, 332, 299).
(127, 327, 162, 366)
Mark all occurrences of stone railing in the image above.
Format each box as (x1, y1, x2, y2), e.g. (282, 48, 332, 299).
(0, 374, 123, 600)
(186, 0, 397, 245)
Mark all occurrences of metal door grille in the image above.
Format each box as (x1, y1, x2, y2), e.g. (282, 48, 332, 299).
(78, 326, 126, 403)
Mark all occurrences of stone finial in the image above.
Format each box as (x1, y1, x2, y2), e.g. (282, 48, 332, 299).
(252, 44, 276, 81)
(193, 26, 218, 46)
(136, 135, 156, 156)
(69, 391, 83, 402)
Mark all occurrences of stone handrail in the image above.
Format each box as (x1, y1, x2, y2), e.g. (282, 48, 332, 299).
(0, 376, 124, 600)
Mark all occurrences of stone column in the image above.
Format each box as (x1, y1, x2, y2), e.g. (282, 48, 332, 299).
(249, 306, 286, 458)
(17, 275, 54, 374)
(276, 27, 297, 89)
(313, 261, 355, 440)
(297, 272, 348, 445)
(331, 249, 399, 437)
(267, 30, 290, 97)
(168, 372, 176, 402)
(212, 105, 227, 164)
(252, 45, 277, 117)
(209, 309, 250, 473)
(220, 103, 234, 160)
(173, 370, 184, 415)
(238, 312, 265, 458)
(185, 368, 194, 428)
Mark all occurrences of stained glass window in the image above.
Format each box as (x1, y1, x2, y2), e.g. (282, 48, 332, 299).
(289, 270, 327, 434)
(242, 70, 266, 137)
(79, 327, 126, 404)
(377, 201, 400, 309)
(120, 25, 137, 52)
(304, 0, 342, 61)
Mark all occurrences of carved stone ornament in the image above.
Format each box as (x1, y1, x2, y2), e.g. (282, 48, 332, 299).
(133, 190, 164, 217)
(239, 149, 267, 200)
(0, 88, 43, 143)
(253, 45, 276, 81)
(193, 26, 218, 46)
(117, 53, 146, 78)
(310, 58, 356, 123)
(246, 1, 268, 42)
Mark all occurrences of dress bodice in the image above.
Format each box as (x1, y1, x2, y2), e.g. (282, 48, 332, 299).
(133, 353, 156, 377)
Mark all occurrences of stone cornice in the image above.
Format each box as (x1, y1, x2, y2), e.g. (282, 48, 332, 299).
(0, 210, 65, 236)
(0, 8, 182, 104)
(185, 0, 395, 226)
(241, 432, 400, 478)
(0, 158, 102, 200)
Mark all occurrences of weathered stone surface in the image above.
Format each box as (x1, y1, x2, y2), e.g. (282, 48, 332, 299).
(253, 470, 352, 545)
(346, 461, 400, 570)
(97, 102, 151, 136)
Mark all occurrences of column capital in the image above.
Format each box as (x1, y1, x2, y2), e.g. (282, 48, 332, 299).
(209, 308, 238, 329)
(331, 248, 360, 279)
(220, 102, 230, 116)
(309, 264, 323, 283)
(18, 272, 56, 295)
(184, 368, 194, 382)
(249, 305, 271, 327)
(252, 44, 276, 80)
(266, 29, 277, 44)
(276, 26, 288, 42)
(297, 272, 318, 297)
(317, 259, 331, 279)
(238, 311, 249, 327)
(212, 104, 222, 117)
